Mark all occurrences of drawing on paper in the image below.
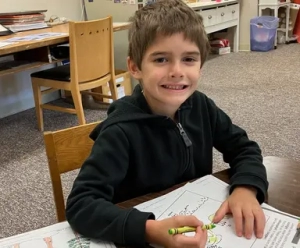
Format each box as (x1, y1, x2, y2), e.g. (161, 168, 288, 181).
(164, 195, 209, 217)
(43, 237, 53, 248)
(67, 233, 91, 248)
(157, 190, 273, 248)
(207, 230, 222, 246)
(208, 213, 232, 228)
(0, 222, 115, 248)
(3, 245, 19, 248)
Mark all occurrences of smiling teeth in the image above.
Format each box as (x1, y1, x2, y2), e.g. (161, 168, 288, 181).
(164, 85, 184, 90)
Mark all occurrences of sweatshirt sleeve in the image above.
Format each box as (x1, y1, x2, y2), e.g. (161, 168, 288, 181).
(65, 125, 155, 246)
(207, 97, 269, 204)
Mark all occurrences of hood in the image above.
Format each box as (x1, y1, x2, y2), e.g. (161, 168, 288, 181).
(90, 84, 193, 141)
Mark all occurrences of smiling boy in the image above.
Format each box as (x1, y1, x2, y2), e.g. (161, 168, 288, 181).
(66, 1, 269, 247)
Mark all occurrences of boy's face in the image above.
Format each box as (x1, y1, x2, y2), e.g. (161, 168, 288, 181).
(128, 32, 201, 115)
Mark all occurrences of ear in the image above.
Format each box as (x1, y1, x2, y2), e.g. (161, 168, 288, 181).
(127, 56, 142, 80)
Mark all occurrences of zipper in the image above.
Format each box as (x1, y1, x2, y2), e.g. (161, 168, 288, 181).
(176, 121, 192, 179)
(177, 123, 192, 147)
(175, 108, 192, 177)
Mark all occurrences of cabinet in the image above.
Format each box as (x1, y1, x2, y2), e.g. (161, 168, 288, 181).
(188, 0, 240, 52)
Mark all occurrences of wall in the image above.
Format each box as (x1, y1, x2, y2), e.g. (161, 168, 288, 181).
(0, 0, 83, 119)
(1, 0, 47, 13)
(239, 0, 258, 51)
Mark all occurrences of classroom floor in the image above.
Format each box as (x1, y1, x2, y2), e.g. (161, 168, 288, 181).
(0, 43, 300, 239)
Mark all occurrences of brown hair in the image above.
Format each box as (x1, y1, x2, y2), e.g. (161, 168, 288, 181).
(128, 0, 210, 70)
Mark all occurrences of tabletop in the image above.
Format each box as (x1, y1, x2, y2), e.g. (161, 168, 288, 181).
(0, 156, 298, 247)
(0, 22, 131, 56)
(119, 156, 300, 217)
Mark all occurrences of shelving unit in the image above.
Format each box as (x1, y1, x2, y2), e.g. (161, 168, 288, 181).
(258, 0, 298, 47)
(258, 1, 290, 47)
(188, 0, 240, 52)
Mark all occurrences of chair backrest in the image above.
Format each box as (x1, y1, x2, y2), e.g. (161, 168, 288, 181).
(43, 121, 100, 222)
(69, 16, 114, 83)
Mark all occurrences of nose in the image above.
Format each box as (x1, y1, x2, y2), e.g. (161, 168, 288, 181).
(169, 61, 183, 78)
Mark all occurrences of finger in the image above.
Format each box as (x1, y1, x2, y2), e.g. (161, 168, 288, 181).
(242, 207, 254, 239)
(174, 226, 206, 248)
(173, 215, 203, 227)
(213, 200, 229, 223)
(231, 206, 243, 237)
(254, 208, 266, 238)
(198, 228, 208, 248)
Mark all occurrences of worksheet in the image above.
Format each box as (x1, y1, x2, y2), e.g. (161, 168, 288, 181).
(135, 175, 300, 248)
(156, 189, 300, 248)
(0, 222, 116, 248)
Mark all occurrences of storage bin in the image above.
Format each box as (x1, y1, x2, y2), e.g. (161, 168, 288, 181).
(250, 16, 279, 51)
(101, 70, 132, 103)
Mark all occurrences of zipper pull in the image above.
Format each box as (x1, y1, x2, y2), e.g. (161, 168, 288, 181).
(177, 123, 192, 147)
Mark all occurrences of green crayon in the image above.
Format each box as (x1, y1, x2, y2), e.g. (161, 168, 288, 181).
(168, 223, 216, 235)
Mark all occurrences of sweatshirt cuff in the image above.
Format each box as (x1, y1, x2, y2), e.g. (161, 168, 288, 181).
(123, 208, 155, 246)
(229, 175, 268, 204)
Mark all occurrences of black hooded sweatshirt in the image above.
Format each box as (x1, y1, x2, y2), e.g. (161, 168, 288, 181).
(66, 84, 268, 247)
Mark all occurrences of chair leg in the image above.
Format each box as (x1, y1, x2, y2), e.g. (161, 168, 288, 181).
(108, 79, 118, 101)
(32, 82, 44, 131)
(71, 89, 86, 125)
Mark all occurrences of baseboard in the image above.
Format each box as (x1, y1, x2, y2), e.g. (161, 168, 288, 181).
(0, 91, 60, 119)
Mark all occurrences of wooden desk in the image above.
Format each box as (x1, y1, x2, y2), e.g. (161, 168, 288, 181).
(0, 22, 131, 77)
(262, 156, 300, 216)
(0, 22, 131, 110)
(119, 156, 300, 217)
(0, 156, 299, 247)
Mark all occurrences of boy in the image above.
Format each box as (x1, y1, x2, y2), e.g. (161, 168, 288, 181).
(66, 0, 268, 247)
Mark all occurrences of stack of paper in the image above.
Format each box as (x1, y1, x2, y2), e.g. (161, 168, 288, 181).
(0, 13, 48, 32)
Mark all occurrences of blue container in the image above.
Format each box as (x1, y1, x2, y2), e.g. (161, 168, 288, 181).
(250, 16, 279, 52)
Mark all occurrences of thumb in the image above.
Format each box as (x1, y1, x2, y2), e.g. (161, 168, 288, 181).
(213, 200, 229, 223)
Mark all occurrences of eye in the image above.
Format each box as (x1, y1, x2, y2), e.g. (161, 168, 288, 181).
(154, 57, 168, 63)
(183, 57, 197, 62)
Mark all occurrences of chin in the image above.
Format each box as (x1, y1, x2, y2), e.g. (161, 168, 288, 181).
(162, 96, 189, 107)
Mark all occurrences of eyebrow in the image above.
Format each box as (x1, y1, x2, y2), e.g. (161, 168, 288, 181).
(149, 51, 201, 57)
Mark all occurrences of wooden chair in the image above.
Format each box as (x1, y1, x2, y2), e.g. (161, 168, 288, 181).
(31, 16, 117, 131)
(43, 121, 100, 222)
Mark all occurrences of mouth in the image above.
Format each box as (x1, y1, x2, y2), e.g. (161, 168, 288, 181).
(161, 85, 188, 90)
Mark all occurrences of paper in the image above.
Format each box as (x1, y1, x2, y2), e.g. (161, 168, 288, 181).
(134, 175, 300, 248)
(4, 32, 67, 42)
(0, 41, 16, 48)
(0, 222, 116, 248)
(0, 24, 9, 32)
(135, 186, 188, 217)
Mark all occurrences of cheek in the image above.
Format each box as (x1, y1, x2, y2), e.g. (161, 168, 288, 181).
(189, 68, 201, 82)
(146, 68, 166, 82)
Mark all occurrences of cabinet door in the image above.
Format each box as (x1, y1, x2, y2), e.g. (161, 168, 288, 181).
(217, 4, 239, 24)
(226, 4, 240, 21)
(199, 8, 218, 27)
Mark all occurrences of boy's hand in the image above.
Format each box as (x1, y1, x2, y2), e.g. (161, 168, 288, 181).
(145, 215, 207, 248)
(213, 186, 265, 239)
